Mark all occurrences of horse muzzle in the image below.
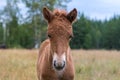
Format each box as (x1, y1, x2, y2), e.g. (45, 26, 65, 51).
(53, 53, 66, 71)
(53, 60, 65, 70)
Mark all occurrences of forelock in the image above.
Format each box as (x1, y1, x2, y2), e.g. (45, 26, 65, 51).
(53, 9, 67, 17)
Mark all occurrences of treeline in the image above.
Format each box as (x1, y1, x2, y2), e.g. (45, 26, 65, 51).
(70, 14, 120, 50)
(0, 0, 71, 48)
(0, 0, 120, 50)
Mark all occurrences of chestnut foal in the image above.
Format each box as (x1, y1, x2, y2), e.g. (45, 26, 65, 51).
(37, 7, 77, 80)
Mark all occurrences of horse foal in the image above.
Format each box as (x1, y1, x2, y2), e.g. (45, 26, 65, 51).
(37, 7, 77, 80)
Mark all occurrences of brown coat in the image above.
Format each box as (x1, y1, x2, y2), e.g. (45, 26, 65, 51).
(37, 7, 77, 80)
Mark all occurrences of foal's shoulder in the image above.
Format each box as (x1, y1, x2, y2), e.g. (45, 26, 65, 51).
(40, 39, 50, 49)
(38, 39, 50, 56)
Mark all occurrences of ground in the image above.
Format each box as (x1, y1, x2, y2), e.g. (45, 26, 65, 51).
(0, 49, 120, 80)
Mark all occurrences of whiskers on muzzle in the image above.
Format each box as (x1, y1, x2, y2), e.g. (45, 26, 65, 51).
(53, 53, 66, 71)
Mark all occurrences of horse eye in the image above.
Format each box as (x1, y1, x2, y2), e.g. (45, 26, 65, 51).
(48, 35, 51, 38)
(69, 35, 73, 39)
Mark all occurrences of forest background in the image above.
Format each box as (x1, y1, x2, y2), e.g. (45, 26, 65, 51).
(0, 0, 120, 50)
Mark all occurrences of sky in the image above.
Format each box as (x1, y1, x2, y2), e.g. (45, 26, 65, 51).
(67, 0, 120, 20)
(0, 0, 120, 20)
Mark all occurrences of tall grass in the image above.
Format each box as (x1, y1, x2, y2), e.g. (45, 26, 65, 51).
(0, 49, 120, 80)
(0, 49, 37, 80)
(73, 50, 120, 80)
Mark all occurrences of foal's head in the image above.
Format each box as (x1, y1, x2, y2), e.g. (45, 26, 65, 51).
(43, 7, 77, 71)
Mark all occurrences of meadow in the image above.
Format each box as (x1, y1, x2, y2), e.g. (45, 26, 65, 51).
(0, 49, 120, 80)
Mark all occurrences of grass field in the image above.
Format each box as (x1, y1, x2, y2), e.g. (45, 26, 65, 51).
(0, 49, 120, 80)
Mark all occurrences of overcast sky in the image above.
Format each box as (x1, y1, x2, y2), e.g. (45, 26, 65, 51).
(68, 0, 120, 20)
(0, 0, 120, 20)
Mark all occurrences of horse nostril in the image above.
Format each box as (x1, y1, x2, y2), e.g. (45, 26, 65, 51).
(54, 60, 57, 67)
(62, 61, 66, 67)
(53, 60, 66, 70)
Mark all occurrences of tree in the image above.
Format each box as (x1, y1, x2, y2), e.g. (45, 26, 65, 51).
(0, 0, 21, 47)
(83, 33, 92, 49)
(70, 14, 91, 49)
(103, 16, 120, 50)
(18, 23, 34, 48)
(6, 16, 19, 47)
(22, 0, 71, 48)
(0, 23, 3, 44)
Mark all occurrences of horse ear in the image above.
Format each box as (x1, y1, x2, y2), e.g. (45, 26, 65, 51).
(43, 7, 53, 23)
(67, 8, 77, 23)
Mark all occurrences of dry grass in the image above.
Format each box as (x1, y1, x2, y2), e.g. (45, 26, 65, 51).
(0, 49, 120, 80)
(0, 49, 38, 80)
(72, 50, 120, 80)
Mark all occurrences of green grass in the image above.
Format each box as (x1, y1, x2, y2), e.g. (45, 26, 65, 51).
(0, 49, 120, 80)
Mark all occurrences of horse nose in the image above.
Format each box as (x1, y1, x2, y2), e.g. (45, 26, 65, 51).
(53, 60, 65, 70)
